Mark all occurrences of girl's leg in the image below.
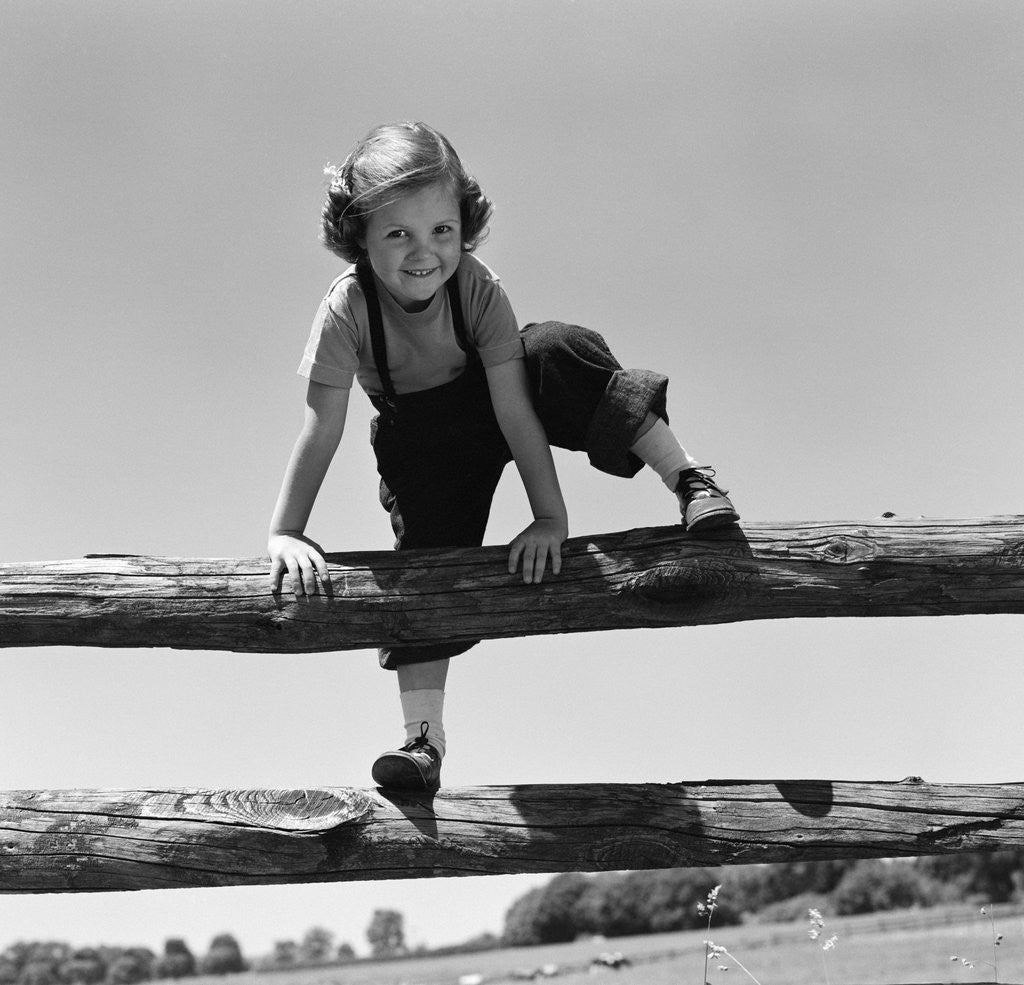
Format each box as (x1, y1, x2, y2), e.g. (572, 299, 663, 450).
(369, 375, 510, 792)
(370, 657, 449, 795)
(628, 412, 701, 488)
(396, 657, 449, 759)
(629, 412, 739, 530)
(522, 321, 739, 530)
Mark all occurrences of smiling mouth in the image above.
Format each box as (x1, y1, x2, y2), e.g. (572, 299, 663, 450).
(402, 268, 439, 278)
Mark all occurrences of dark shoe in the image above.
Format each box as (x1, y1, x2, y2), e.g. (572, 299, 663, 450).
(371, 722, 442, 794)
(676, 467, 740, 533)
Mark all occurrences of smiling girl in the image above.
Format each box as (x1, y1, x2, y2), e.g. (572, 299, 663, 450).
(267, 122, 738, 793)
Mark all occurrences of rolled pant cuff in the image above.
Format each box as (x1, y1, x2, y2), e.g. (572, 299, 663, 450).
(585, 368, 669, 478)
(379, 639, 478, 670)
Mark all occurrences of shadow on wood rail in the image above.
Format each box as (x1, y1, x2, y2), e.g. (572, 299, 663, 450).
(2, 778, 1023, 893)
(2, 516, 1023, 652)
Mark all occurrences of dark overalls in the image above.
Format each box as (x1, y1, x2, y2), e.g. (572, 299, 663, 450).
(358, 259, 669, 669)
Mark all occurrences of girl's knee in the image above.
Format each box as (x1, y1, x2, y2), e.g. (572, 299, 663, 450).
(523, 321, 612, 362)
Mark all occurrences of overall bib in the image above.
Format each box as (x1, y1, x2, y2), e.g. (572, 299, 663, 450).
(358, 258, 670, 669)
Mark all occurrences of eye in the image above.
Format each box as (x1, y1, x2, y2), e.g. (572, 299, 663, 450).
(434, 224, 454, 235)
(386, 229, 407, 239)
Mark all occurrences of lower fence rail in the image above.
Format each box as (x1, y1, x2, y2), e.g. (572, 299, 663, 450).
(2, 778, 1022, 892)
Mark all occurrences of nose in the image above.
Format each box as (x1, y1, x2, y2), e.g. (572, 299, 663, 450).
(404, 234, 430, 259)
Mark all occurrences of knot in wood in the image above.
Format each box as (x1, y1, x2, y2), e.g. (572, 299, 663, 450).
(626, 558, 739, 617)
(807, 533, 875, 564)
(590, 831, 697, 870)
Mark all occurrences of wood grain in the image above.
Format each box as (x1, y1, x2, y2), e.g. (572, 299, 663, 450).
(2, 779, 1022, 892)
(2, 517, 1023, 652)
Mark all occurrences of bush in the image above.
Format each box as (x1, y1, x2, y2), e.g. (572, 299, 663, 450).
(728, 861, 855, 913)
(832, 859, 952, 915)
(61, 948, 106, 985)
(199, 937, 245, 976)
(502, 887, 546, 946)
(746, 892, 832, 925)
(915, 851, 1024, 904)
(16, 963, 59, 985)
(106, 949, 154, 985)
(154, 940, 195, 980)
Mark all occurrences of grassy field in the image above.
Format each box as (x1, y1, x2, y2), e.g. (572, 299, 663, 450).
(194, 904, 1024, 985)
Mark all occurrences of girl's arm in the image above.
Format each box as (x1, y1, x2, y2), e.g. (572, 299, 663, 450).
(485, 358, 568, 584)
(268, 380, 351, 596)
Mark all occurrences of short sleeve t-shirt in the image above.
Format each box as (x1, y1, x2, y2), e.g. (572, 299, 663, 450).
(298, 253, 523, 395)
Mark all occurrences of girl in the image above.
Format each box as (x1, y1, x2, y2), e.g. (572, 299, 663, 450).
(267, 122, 738, 794)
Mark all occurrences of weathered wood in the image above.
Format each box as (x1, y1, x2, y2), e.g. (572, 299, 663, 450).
(1, 517, 1023, 652)
(2, 779, 1022, 893)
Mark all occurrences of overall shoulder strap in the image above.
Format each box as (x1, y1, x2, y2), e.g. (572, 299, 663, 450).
(355, 258, 398, 413)
(446, 267, 478, 362)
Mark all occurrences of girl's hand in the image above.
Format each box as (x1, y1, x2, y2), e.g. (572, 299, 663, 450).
(508, 517, 568, 585)
(268, 533, 331, 596)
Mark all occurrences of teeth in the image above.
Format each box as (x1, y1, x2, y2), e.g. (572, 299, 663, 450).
(403, 269, 436, 277)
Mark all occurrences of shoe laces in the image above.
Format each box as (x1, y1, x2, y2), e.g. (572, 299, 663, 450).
(401, 721, 436, 756)
(678, 466, 729, 498)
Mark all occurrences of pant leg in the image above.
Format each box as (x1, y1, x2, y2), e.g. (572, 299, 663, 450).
(370, 372, 511, 669)
(522, 321, 669, 478)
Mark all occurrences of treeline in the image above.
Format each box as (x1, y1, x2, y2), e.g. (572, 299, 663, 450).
(0, 937, 244, 985)
(5, 853, 1022, 972)
(0, 914, 398, 983)
(501, 851, 1024, 946)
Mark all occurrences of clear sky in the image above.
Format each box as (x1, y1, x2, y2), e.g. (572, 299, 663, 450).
(2, 0, 1023, 961)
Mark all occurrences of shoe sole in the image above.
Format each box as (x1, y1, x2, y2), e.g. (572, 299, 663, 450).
(686, 509, 740, 534)
(371, 754, 438, 793)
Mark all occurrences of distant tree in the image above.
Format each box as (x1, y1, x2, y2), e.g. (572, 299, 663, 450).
(61, 948, 106, 984)
(270, 941, 297, 967)
(728, 861, 855, 913)
(32, 946, 72, 968)
(833, 859, 949, 915)
(530, 873, 590, 943)
(0, 947, 31, 976)
(916, 851, 1024, 904)
(645, 869, 738, 933)
(299, 927, 334, 964)
(199, 936, 245, 977)
(106, 948, 154, 985)
(0, 960, 18, 985)
(335, 943, 355, 963)
(366, 909, 405, 958)
(608, 871, 655, 936)
(16, 962, 59, 985)
(502, 887, 546, 946)
(154, 940, 195, 980)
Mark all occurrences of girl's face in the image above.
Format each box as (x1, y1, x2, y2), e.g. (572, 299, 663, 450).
(359, 181, 462, 312)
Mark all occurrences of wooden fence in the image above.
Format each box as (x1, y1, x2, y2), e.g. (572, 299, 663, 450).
(1, 515, 1023, 893)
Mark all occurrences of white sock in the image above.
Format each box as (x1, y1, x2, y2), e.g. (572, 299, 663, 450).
(629, 417, 700, 490)
(399, 688, 446, 759)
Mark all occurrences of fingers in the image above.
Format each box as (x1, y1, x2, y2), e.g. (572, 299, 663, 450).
(509, 538, 541, 584)
(550, 541, 562, 576)
(508, 535, 561, 584)
(507, 532, 540, 581)
(295, 555, 317, 596)
(507, 541, 523, 577)
(313, 553, 332, 591)
(269, 549, 328, 597)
